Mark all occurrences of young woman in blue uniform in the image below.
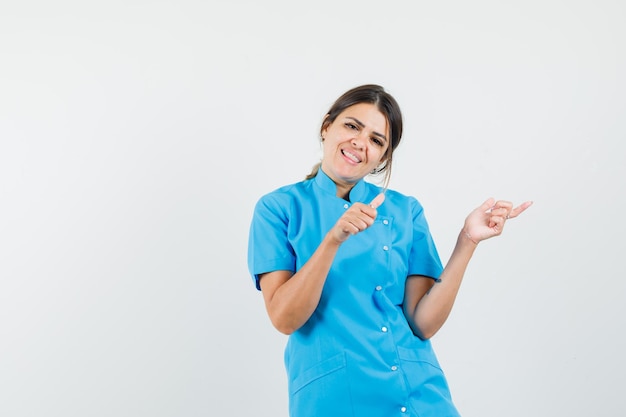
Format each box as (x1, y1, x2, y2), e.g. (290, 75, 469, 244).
(248, 84, 532, 416)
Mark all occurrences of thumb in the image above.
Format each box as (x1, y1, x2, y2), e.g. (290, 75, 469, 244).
(368, 193, 385, 209)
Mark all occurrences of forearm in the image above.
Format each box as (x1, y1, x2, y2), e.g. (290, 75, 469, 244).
(265, 233, 341, 334)
(409, 231, 477, 339)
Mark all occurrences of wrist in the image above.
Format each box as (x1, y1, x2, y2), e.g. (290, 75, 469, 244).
(461, 229, 479, 245)
(323, 231, 345, 248)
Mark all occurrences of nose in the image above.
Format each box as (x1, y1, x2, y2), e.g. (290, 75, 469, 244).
(351, 132, 366, 149)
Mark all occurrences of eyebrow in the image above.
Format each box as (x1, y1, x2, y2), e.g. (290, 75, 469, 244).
(346, 117, 388, 143)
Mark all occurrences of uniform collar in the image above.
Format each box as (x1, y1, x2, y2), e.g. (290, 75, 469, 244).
(314, 168, 368, 203)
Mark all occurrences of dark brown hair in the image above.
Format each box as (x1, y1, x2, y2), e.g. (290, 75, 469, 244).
(306, 84, 404, 187)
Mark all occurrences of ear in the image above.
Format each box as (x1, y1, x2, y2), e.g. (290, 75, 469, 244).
(320, 114, 331, 140)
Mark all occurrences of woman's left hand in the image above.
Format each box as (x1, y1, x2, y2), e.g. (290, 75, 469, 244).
(463, 198, 533, 244)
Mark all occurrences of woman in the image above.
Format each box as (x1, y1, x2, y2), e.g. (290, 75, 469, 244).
(247, 84, 532, 416)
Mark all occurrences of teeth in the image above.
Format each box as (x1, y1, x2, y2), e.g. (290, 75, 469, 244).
(342, 150, 361, 163)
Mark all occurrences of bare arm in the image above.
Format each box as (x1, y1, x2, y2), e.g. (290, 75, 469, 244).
(260, 193, 386, 335)
(404, 198, 533, 339)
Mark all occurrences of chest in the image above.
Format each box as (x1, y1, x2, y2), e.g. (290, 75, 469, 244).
(286, 201, 413, 301)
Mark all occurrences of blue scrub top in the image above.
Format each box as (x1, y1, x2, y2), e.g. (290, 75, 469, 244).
(248, 169, 460, 417)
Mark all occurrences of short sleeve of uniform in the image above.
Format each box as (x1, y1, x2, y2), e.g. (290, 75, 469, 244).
(407, 196, 444, 281)
(247, 191, 296, 290)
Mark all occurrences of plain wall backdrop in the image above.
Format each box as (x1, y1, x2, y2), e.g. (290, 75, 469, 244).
(1, 1, 625, 416)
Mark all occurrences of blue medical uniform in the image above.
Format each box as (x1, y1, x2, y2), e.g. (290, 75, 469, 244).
(248, 169, 460, 417)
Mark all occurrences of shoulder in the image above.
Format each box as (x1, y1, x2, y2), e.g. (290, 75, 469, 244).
(378, 187, 424, 212)
(254, 178, 314, 212)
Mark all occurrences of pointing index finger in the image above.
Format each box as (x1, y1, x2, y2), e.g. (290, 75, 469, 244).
(508, 201, 534, 219)
(369, 193, 385, 209)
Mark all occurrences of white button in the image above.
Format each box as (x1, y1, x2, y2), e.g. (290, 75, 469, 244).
(383, 245, 389, 251)
(391, 365, 398, 371)
(375, 285, 382, 291)
(381, 326, 388, 332)
(383, 219, 389, 225)
(343, 203, 349, 209)
(401, 406, 407, 413)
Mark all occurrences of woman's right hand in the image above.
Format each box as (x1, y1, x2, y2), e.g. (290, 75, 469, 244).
(260, 193, 386, 334)
(330, 193, 385, 243)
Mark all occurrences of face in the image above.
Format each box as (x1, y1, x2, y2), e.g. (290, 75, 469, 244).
(321, 103, 389, 195)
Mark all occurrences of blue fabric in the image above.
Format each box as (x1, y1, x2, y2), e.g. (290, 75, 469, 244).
(248, 169, 460, 417)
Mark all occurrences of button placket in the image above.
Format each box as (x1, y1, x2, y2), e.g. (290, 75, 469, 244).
(381, 217, 390, 252)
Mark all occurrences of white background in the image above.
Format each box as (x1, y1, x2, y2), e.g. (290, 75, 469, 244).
(1, 1, 625, 416)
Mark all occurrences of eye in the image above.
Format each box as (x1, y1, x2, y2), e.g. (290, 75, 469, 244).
(371, 137, 384, 147)
(345, 122, 359, 131)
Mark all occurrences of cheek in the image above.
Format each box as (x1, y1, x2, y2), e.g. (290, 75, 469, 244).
(381, 145, 391, 161)
(372, 147, 388, 163)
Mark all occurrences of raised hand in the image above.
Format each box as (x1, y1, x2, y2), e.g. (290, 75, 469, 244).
(329, 193, 385, 244)
(463, 198, 533, 244)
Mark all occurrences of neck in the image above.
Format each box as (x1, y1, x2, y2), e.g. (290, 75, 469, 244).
(318, 165, 357, 200)
(334, 181, 354, 200)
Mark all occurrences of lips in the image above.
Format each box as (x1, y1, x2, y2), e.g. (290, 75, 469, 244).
(341, 149, 362, 164)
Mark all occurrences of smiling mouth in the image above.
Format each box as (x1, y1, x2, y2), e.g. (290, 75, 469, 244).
(342, 149, 362, 163)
